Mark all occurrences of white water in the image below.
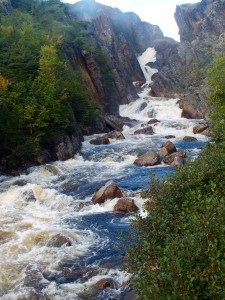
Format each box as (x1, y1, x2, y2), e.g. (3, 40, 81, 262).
(137, 47, 158, 84)
(0, 48, 209, 300)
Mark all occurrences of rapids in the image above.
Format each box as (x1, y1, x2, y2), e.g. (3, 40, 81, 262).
(0, 48, 209, 300)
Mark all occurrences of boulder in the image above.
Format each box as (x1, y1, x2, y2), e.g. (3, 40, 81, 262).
(134, 126, 154, 135)
(92, 180, 123, 205)
(104, 114, 123, 131)
(163, 151, 186, 165)
(201, 128, 211, 137)
(193, 123, 209, 134)
(54, 133, 83, 161)
(35, 150, 51, 165)
(113, 198, 139, 213)
(104, 130, 125, 140)
(47, 234, 72, 247)
(134, 151, 161, 167)
(147, 118, 160, 125)
(95, 278, 115, 289)
(171, 156, 185, 167)
(159, 141, 177, 156)
(90, 137, 110, 145)
(138, 102, 147, 111)
(159, 147, 170, 157)
(164, 135, 175, 139)
(183, 136, 198, 141)
(21, 189, 36, 203)
(78, 202, 84, 209)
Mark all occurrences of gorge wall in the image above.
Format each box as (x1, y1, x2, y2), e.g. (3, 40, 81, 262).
(150, 0, 225, 118)
(67, 0, 163, 115)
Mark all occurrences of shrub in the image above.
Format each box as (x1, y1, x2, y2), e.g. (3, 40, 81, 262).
(125, 56, 225, 299)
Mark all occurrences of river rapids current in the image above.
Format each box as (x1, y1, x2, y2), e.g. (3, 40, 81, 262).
(0, 48, 209, 300)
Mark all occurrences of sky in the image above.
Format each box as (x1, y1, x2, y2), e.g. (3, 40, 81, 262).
(61, 0, 199, 41)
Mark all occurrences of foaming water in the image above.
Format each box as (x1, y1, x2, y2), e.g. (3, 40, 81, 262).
(137, 47, 158, 84)
(0, 48, 209, 299)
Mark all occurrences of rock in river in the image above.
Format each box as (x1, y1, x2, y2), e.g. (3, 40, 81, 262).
(159, 140, 177, 156)
(114, 198, 139, 213)
(163, 151, 186, 165)
(92, 180, 123, 205)
(104, 130, 125, 140)
(90, 137, 110, 145)
(134, 150, 161, 167)
(193, 123, 209, 134)
(134, 126, 154, 135)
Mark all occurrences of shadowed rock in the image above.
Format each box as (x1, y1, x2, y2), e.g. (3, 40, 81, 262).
(163, 151, 186, 165)
(164, 135, 175, 139)
(104, 115, 123, 131)
(104, 130, 125, 140)
(134, 126, 154, 135)
(183, 136, 198, 141)
(47, 234, 72, 247)
(114, 198, 138, 213)
(90, 137, 110, 145)
(95, 278, 116, 289)
(171, 156, 185, 167)
(147, 118, 160, 125)
(21, 189, 36, 202)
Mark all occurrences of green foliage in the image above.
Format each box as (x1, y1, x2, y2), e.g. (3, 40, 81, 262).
(93, 48, 115, 90)
(0, 0, 99, 168)
(125, 56, 225, 299)
(207, 56, 225, 144)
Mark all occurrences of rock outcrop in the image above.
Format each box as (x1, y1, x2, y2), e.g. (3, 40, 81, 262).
(69, 0, 164, 114)
(150, 0, 225, 119)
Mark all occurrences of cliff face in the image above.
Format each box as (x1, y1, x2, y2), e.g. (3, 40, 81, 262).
(68, 0, 164, 114)
(150, 0, 225, 119)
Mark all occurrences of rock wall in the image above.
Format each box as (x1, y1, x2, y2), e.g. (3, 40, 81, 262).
(150, 0, 225, 119)
(69, 0, 164, 114)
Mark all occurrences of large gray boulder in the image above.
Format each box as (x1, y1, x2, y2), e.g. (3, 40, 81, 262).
(134, 151, 161, 167)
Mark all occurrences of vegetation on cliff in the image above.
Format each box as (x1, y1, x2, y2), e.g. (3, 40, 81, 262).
(126, 56, 225, 299)
(0, 0, 99, 169)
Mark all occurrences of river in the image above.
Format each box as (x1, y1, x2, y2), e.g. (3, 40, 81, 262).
(0, 48, 208, 300)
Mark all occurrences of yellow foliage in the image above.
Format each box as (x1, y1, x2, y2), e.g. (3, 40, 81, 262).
(0, 75, 9, 91)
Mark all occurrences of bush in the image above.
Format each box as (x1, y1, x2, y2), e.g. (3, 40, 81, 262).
(125, 56, 225, 299)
